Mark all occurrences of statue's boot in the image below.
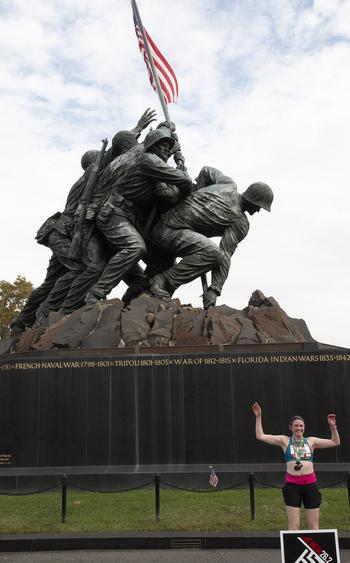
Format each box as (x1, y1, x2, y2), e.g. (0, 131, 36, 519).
(149, 274, 171, 298)
(34, 315, 49, 329)
(85, 290, 105, 305)
(9, 317, 26, 335)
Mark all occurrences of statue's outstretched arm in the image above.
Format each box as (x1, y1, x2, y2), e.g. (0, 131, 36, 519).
(132, 108, 157, 136)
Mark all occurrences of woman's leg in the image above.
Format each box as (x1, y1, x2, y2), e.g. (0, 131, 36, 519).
(283, 483, 301, 530)
(286, 506, 301, 530)
(304, 482, 321, 529)
(305, 508, 320, 530)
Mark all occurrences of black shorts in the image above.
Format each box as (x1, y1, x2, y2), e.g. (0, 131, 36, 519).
(282, 481, 321, 509)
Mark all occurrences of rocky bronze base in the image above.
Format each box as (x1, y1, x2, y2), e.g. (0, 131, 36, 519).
(1, 290, 315, 355)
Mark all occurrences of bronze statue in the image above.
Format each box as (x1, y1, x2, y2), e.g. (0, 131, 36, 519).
(10, 110, 157, 331)
(10, 150, 103, 332)
(10, 110, 274, 333)
(147, 166, 273, 308)
(85, 125, 192, 304)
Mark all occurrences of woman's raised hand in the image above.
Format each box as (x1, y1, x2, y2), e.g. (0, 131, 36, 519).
(327, 414, 337, 427)
(252, 402, 262, 417)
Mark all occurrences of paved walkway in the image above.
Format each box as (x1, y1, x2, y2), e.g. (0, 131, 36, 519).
(0, 551, 281, 562)
(0, 550, 349, 563)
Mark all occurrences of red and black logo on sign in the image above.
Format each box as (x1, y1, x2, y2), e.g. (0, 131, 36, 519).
(280, 529, 340, 563)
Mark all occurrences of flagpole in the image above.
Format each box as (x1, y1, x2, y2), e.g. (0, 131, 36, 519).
(132, 0, 209, 302)
(131, 0, 171, 123)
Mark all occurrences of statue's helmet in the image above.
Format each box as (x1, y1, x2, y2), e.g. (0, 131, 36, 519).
(143, 128, 175, 152)
(242, 182, 274, 212)
(81, 150, 99, 170)
(112, 130, 138, 157)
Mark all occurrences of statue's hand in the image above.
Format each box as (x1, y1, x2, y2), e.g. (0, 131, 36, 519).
(157, 120, 176, 132)
(202, 288, 218, 309)
(174, 150, 185, 167)
(175, 158, 186, 171)
(136, 108, 157, 131)
(85, 206, 96, 221)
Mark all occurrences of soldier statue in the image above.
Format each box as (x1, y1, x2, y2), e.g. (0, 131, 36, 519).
(147, 166, 273, 308)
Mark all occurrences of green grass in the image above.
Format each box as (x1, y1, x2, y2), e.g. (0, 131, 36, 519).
(0, 487, 348, 534)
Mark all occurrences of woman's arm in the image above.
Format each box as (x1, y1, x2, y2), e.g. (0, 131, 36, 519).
(252, 402, 287, 447)
(310, 414, 340, 449)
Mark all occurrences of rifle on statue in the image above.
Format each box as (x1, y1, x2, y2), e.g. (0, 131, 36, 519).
(68, 138, 108, 261)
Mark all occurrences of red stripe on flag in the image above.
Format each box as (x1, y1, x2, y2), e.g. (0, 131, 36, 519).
(145, 30, 179, 97)
(154, 61, 176, 102)
(132, 6, 179, 104)
(158, 76, 172, 105)
(154, 60, 175, 103)
(209, 467, 219, 488)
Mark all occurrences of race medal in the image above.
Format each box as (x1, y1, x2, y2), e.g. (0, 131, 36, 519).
(292, 437, 304, 471)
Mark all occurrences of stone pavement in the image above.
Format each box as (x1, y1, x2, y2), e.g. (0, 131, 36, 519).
(0, 551, 349, 562)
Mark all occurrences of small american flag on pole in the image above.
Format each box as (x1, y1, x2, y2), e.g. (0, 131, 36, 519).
(132, 1, 179, 104)
(209, 466, 219, 488)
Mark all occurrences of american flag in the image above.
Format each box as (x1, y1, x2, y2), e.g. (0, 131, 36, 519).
(132, 1, 179, 104)
(209, 466, 219, 488)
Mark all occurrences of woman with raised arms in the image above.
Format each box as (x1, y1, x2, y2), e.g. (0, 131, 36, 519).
(251, 402, 340, 530)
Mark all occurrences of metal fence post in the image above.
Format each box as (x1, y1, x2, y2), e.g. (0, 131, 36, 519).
(249, 471, 256, 520)
(61, 474, 67, 524)
(155, 473, 160, 521)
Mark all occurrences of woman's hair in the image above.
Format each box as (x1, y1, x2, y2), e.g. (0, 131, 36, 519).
(289, 415, 305, 426)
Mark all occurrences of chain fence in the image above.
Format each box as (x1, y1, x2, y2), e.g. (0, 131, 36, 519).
(0, 482, 60, 496)
(67, 479, 154, 494)
(0, 469, 348, 523)
(159, 478, 248, 493)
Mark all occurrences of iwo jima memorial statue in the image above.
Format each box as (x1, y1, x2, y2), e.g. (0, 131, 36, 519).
(0, 1, 348, 475)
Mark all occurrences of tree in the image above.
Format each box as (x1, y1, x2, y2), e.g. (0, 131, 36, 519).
(0, 276, 33, 339)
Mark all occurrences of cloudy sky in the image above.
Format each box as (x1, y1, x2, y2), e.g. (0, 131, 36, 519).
(1, 0, 349, 347)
